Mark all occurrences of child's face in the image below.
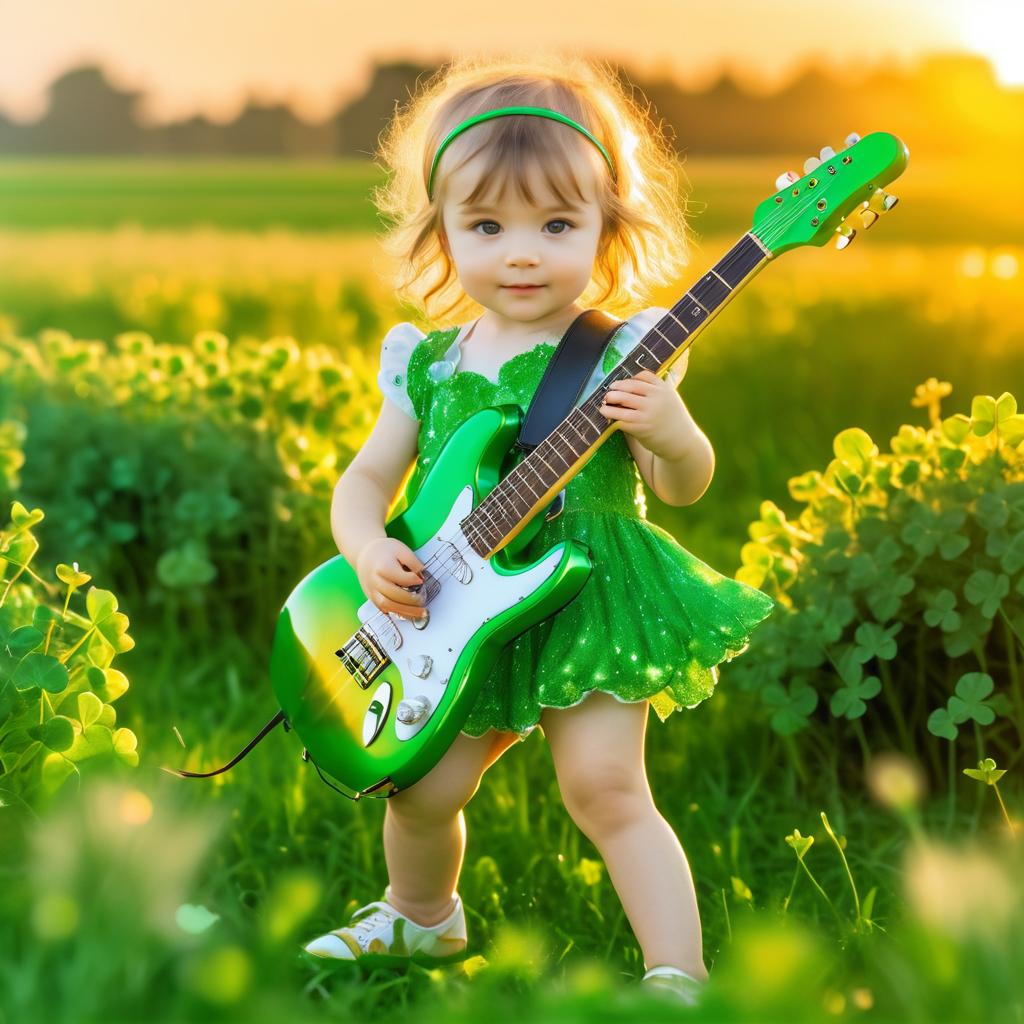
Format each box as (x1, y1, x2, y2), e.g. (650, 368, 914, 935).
(440, 146, 604, 324)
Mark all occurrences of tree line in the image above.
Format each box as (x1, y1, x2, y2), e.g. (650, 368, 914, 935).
(0, 53, 1019, 158)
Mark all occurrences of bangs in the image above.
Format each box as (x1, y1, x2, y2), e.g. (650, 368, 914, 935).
(441, 117, 601, 211)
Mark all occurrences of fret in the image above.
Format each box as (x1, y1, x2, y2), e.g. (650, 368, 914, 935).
(553, 423, 583, 459)
(547, 435, 575, 469)
(514, 469, 542, 500)
(563, 415, 591, 446)
(665, 306, 695, 333)
(689, 272, 732, 312)
(514, 461, 539, 495)
(686, 290, 709, 314)
(534, 448, 557, 475)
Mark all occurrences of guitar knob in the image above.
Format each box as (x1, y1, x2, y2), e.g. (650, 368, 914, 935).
(802, 156, 820, 174)
(775, 169, 799, 190)
(835, 224, 857, 250)
(859, 208, 879, 230)
(407, 654, 433, 678)
(844, 132, 861, 147)
(396, 696, 431, 724)
(819, 145, 836, 161)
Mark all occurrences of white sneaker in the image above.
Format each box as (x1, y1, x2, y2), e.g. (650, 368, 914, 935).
(301, 886, 468, 968)
(640, 965, 706, 1006)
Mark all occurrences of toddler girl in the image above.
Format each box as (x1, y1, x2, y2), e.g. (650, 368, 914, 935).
(303, 52, 776, 1004)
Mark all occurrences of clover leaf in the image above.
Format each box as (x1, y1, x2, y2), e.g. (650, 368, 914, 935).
(947, 672, 997, 726)
(927, 673, 1000, 741)
(85, 588, 135, 654)
(974, 493, 1010, 531)
(6, 625, 43, 658)
(963, 569, 1010, 619)
(763, 682, 818, 735)
(927, 706, 959, 741)
(830, 675, 882, 719)
(12, 653, 69, 693)
(971, 392, 1024, 445)
(866, 573, 914, 621)
(853, 621, 902, 662)
(923, 589, 962, 633)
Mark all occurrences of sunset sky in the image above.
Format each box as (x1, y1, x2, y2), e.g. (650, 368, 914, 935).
(3, 0, 1019, 125)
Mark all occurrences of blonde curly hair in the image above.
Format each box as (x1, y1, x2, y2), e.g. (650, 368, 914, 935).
(371, 51, 693, 328)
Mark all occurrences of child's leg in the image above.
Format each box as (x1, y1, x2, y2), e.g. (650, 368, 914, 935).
(383, 728, 520, 926)
(540, 693, 709, 981)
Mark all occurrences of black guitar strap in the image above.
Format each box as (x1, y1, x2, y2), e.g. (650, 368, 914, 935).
(164, 308, 626, 790)
(515, 308, 624, 453)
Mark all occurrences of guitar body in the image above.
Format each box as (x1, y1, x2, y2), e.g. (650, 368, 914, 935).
(269, 402, 593, 798)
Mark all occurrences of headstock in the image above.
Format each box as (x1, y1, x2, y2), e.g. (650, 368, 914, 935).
(753, 131, 909, 256)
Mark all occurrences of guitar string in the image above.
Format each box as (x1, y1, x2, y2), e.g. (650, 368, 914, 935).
(352, 163, 864, 652)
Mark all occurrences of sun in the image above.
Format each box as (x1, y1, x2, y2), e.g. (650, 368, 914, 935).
(955, 1, 1024, 87)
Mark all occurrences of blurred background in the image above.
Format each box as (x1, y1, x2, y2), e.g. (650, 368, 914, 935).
(1, 2, 1022, 1022)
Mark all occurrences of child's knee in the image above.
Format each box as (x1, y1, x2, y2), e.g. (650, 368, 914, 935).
(559, 766, 652, 838)
(387, 771, 478, 826)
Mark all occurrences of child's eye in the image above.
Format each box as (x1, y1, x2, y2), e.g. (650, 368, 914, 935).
(470, 219, 574, 236)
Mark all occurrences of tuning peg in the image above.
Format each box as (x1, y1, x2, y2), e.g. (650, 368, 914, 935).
(835, 224, 856, 250)
(818, 145, 836, 161)
(774, 169, 800, 190)
(844, 132, 861, 147)
(803, 155, 821, 173)
(859, 208, 879, 230)
(867, 189, 899, 214)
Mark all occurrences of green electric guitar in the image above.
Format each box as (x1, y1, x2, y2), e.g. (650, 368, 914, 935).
(269, 131, 909, 799)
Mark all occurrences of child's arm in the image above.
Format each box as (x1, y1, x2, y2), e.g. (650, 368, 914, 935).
(332, 399, 431, 620)
(623, 404, 715, 507)
(600, 354, 715, 507)
(331, 398, 420, 567)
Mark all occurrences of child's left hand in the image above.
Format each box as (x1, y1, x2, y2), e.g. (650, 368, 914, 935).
(598, 351, 691, 458)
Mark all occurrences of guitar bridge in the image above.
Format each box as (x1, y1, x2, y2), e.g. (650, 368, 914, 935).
(335, 626, 388, 689)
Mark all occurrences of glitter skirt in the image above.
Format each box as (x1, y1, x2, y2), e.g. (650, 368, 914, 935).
(459, 509, 777, 738)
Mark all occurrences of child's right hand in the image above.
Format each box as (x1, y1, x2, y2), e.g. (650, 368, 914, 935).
(355, 537, 427, 620)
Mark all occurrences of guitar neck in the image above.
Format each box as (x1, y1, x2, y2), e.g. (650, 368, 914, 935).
(460, 230, 774, 558)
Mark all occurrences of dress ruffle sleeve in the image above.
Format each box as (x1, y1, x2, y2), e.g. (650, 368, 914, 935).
(377, 322, 427, 420)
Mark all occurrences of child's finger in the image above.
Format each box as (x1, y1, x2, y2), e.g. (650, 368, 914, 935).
(398, 553, 425, 575)
(601, 404, 639, 420)
(603, 391, 644, 409)
(384, 564, 424, 585)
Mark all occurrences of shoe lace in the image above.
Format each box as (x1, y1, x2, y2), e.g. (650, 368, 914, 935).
(347, 902, 398, 940)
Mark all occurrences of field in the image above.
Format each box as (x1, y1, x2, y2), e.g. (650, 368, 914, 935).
(0, 157, 1022, 1023)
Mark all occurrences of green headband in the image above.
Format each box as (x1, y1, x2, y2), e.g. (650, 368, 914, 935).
(426, 105, 616, 201)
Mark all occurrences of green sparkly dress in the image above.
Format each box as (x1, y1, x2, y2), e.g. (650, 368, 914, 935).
(376, 309, 777, 738)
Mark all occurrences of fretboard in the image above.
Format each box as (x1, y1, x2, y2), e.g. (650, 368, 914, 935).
(459, 231, 773, 557)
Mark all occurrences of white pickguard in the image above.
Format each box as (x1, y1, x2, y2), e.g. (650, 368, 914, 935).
(356, 485, 563, 742)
